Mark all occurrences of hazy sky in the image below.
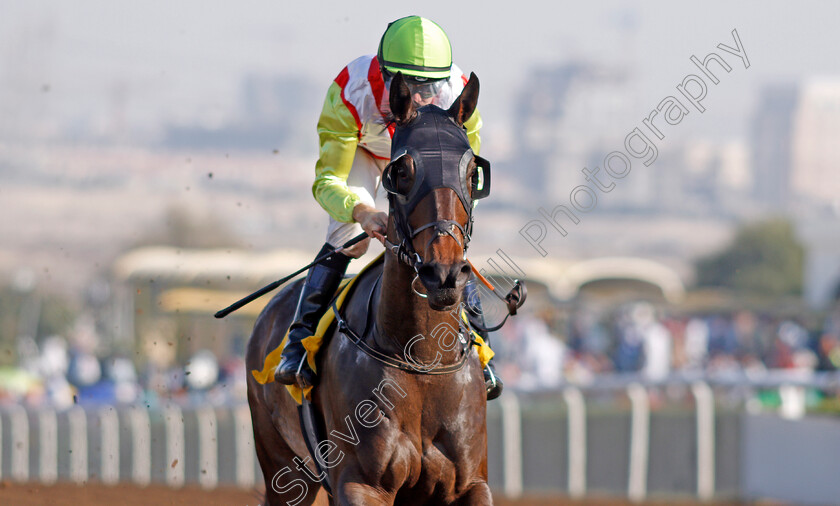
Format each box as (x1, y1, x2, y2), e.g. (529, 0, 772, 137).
(2, 0, 840, 295)
(3, 0, 840, 151)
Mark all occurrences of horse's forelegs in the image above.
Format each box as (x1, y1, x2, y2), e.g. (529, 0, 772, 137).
(455, 482, 493, 506)
(336, 481, 393, 506)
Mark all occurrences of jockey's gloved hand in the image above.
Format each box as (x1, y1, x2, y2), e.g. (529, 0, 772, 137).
(352, 203, 388, 245)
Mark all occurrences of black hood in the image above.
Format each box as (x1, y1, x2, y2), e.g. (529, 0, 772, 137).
(388, 106, 475, 216)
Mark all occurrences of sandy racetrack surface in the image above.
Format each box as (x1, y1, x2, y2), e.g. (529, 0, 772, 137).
(0, 482, 747, 505)
(0, 482, 264, 506)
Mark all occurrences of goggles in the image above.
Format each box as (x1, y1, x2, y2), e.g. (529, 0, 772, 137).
(407, 79, 445, 99)
(384, 70, 446, 101)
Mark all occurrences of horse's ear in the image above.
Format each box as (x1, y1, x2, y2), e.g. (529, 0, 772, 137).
(448, 72, 479, 126)
(389, 72, 415, 126)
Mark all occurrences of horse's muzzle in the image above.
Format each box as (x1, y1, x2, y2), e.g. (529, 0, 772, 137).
(416, 261, 471, 310)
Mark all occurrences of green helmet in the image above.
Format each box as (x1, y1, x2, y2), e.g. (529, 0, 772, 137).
(378, 16, 452, 81)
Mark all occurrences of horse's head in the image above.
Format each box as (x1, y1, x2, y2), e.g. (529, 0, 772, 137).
(382, 72, 491, 311)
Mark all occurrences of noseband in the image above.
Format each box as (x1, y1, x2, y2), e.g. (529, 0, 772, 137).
(384, 206, 470, 274)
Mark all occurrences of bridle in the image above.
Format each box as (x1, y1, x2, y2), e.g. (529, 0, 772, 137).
(384, 222, 466, 300)
(377, 104, 525, 331)
(383, 197, 471, 287)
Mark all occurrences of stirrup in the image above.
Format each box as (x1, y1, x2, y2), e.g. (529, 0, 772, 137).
(293, 351, 315, 388)
(484, 364, 503, 400)
(275, 344, 317, 387)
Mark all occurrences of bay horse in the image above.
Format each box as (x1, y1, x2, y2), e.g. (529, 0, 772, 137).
(247, 72, 492, 505)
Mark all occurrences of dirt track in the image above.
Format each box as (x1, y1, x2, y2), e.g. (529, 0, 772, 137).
(0, 482, 749, 505)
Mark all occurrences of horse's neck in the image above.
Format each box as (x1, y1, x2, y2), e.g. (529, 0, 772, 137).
(375, 254, 463, 364)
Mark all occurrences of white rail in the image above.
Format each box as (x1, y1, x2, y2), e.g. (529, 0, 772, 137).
(692, 382, 716, 501)
(234, 404, 256, 488)
(130, 407, 151, 486)
(68, 406, 88, 484)
(563, 387, 587, 499)
(627, 383, 650, 503)
(499, 392, 523, 498)
(38, 410, 58, 484)
(196, 406, 218, 489)
(99, 407, 120, 485)
(164, 405, 185, 488)
(10, 405, 29, 482)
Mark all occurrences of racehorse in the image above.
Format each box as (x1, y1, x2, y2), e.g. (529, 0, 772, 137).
(247, 72, 492, 505)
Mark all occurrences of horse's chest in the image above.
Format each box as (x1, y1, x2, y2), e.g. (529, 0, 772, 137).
(324, 350, 487, 497)
(368, 411, 483, 496)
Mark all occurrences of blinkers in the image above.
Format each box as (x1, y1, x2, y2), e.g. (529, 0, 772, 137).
(381, 106, 491, 216)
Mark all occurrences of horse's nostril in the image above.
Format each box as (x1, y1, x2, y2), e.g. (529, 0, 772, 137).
(453, 262, 471, 288)
(442, 262, 468, 289)
(417, 264, 439, 284)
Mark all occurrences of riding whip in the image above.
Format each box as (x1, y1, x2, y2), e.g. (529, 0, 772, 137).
(214, 232, 369, 319)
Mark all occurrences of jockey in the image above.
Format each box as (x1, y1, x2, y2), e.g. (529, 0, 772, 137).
(274, 15, 503, 400)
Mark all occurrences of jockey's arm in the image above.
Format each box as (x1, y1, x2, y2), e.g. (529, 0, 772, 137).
(464, 108, 482, 156)
(312, 81, 362, 224)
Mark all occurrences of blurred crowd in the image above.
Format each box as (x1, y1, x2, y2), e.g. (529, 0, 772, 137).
(3, 298, 840, 409)
(494, 300, 840, 391)
(0, 316, 248, 409)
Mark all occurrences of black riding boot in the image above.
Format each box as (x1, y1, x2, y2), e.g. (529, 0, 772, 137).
(274, 243, 350, 388)
(464, 278, 504, 400)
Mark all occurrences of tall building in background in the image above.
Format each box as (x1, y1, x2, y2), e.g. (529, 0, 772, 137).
(751, 84, 798, 211)
(513, 62, 753, 217)
(790, 79, 840, 308)
(512, 63, 636, 204)
(162, 75, 320, 152)
(669, 140, 752, 217)
(792, 78, 840, 211)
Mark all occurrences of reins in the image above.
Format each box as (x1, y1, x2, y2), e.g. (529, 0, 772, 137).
(382, 217, 526, 334)
(330, 271, 473, 375)
(464, 259, 527, 333)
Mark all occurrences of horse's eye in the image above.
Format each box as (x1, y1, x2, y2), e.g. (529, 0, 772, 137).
(395, 161, 414, 195)
(468, 168, 479, 193)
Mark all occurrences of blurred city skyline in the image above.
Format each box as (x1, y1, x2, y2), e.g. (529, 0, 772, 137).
(2, 1, 840, 306)
(4, 1, 840, 147)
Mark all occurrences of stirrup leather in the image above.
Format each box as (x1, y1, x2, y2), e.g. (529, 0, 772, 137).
(294, 351, 310, 381)
(484, 364, 498, 390)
